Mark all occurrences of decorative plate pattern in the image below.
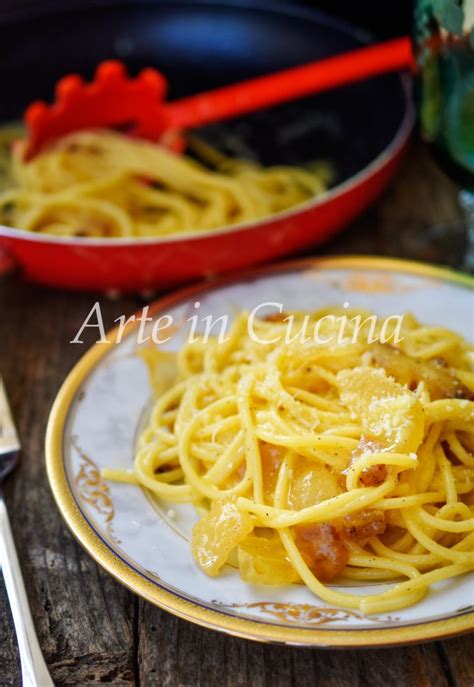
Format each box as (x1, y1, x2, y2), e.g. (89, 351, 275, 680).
(46, 256, 474, 647)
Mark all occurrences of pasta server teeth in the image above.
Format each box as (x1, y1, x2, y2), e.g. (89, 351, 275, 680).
(22, 37, 414, 160)
(23, 61, 181, 161)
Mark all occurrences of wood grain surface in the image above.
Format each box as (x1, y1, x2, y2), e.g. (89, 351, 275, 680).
(0, 143, 472, 686)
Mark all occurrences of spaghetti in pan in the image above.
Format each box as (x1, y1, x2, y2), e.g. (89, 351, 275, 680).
(0, 129, 328, 238)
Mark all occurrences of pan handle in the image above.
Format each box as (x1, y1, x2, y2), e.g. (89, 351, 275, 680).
(165, 37, 414, 131)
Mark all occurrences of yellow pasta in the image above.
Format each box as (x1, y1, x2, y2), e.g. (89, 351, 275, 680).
(0, 128, 327, 238)
(103, 308, 474, 613)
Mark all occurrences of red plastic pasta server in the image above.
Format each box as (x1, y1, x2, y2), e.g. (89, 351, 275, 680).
(23, 36, 414, 160)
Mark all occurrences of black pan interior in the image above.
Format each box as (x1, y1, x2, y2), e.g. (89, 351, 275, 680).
(0, 0, 410, 185)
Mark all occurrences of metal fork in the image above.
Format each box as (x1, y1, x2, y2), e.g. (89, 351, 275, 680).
(0, 377, 54, 687)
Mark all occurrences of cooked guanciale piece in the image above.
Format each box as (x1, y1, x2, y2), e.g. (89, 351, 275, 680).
(343, 508, 386, 544)
(192, 496, 254, 577)
(359, 463, 388, 486)
(262, 311, 290, 322)
(293, 522, 349, 581)
(337, 366, 424, 453)
(369, 343, 472, 400)
(346, 437, 388, 487)
(260, 441, 284, 504)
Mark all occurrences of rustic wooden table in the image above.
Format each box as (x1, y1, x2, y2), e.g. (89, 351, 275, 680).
(0, 142, 472, 686)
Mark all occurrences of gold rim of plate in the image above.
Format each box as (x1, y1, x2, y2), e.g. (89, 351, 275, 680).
(45, 255, 474, 647)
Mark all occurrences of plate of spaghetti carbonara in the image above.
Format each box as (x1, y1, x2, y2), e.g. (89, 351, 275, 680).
(46, 257, 474, 646)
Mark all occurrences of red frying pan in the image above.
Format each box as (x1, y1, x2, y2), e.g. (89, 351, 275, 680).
(0, 1, 414, 292)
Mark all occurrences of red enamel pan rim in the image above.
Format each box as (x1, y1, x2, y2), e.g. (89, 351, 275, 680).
(0, 74, 414, 246)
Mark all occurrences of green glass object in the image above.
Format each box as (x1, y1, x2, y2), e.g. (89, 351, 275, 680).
(415, 0, 474, 270)
(417, 0, 474, 186)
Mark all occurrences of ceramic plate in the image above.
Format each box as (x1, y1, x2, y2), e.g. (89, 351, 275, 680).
(46, 256, 474, 647)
